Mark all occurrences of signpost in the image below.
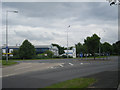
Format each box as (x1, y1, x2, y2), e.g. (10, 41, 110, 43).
(80, 53, 83, 60)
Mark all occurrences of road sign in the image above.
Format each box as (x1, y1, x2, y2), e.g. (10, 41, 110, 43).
(6, 46, 8, 49)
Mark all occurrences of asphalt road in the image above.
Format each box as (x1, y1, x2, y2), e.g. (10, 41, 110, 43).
(2, 56, 119, 88)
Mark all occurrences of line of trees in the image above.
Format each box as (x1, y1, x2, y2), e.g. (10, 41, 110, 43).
(52, 34, 120, 60)
(9, 34, 120, 60)
(75, 34, 120, 59)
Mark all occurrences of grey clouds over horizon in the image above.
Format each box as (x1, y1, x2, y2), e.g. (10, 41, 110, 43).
(2, 2, 118, 47)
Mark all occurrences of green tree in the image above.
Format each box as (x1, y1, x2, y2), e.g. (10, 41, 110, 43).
(101, 42, 113, 54)
(52, 44, 65, 55)
(44, 50, 54, 58)
(70, 46, 73, 50)
(84, 34, 100, 60)
(19, 40, 36, 59)
(12, 49, 19, 58)
(112, 41, 120, 55)
(75, 43, 87, 56)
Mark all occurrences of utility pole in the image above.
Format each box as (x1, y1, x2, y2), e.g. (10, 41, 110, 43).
(5, 10, 18, 63)
(6, 11, 8, 63)
(67, 25, 70, 58)
(99, 30, 105, 57)
(99, 32, 101, 57)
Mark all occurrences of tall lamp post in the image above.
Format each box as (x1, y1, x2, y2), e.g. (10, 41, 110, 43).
(67, 25, 70, 58)
(6, 10, 18, 63)
(99, 30, 105, 57)
(99, 32, 101, 57)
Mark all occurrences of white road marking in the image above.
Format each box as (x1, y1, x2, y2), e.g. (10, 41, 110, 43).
(3, 73, 16, 77)
(15, 66, 33, 71)
(50, 67, 54, 68)
(59, 64, 64, 67)
(69, 63, 74, 66)
(80, 63, 83, 64)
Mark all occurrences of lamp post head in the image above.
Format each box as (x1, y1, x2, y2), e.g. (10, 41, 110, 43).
(13, 11, 18, 13)
(7, 10, 18, 13)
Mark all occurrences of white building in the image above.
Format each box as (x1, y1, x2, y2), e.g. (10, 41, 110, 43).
(64, 47, 76, 58)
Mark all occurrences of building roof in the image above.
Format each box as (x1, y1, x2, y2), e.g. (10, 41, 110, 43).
(35, 45, 52, 48)
(2, 46, 20, 49)
(2, 45, 58, 49)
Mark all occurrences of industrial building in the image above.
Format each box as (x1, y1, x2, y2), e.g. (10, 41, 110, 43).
(63, 47, 76, 58)
(2, 45, 59, 56)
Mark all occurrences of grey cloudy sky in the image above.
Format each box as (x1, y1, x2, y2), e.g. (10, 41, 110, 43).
(2, 2, 118, 47)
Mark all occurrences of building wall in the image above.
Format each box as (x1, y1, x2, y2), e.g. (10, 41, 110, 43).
(64, 47, 76, 58)
(36, 48, 49, 54)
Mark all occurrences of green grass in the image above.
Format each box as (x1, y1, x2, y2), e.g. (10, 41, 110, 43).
(8, 56, 109, 61)
(8, 58, 74, 61)
(0, 60, 18, 66)
(46, 78, 96, 88)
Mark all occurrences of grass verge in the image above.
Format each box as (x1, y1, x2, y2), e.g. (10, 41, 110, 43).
(45, 78, 96, 88)
(0, 60, 18, 66)
(8, 56, 110, 61)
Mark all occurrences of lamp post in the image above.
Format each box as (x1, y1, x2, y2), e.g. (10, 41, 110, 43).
(99, 32, 101, 57)
(67, 25, 70, 58)
(6, 10, 18, 63)
(99, 30, 105, 57)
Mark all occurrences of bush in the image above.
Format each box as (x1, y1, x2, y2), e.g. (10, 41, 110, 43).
(61, 55, 73, 58)
(61, 55, 67, 58)
(2, 56, 6, 60)
(44, 50, 54, 58)
(52, 56, 61, 58)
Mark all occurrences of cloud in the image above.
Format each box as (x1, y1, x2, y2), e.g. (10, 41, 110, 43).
(2, 2, 118, 46)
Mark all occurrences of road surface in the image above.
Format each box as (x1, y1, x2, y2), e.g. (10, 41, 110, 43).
(2, 56, 119, 88)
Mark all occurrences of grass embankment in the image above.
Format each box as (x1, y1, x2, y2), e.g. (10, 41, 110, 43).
(0, 60, 18, 66)
(46, 78, 96, 88)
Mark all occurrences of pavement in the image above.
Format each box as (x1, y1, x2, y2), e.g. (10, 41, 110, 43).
(1, 56, 119, 89)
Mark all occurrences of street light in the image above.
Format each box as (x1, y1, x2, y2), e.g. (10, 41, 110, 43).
(99, 30, 105, 57)
(6, 10, 18, 63)
(99, 32, 101, 57)
(106, 0, 120, 6)
(66, 25, 70, 58)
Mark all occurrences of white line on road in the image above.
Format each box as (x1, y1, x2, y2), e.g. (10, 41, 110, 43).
(59, 64, 64, 67)
(50, 67, 54, 68)
(3, 73, 16, 77)
(69, 63, 74, 66)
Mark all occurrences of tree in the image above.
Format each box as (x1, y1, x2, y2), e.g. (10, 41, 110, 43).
(70, 46, 73, 50)
(44, 50, 54, 58)
(52, 44, 65, 55)
(101, 42, 113, 54)
(84, 34, 100, 60)
(75, 43, 87, 57)
(12, 49, 19, 58)
(19, 40, 36, 59)
(112, 41, 120, 55)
